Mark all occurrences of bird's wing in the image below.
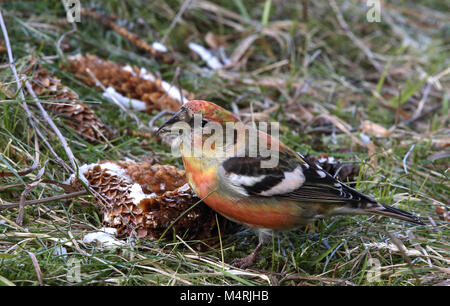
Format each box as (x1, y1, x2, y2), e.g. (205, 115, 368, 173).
(220, 150, 374, 204)
(219, 151, 426, 225)
(279, 153, 374, 203)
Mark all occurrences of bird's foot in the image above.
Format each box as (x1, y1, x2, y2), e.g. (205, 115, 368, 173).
(231, 252, 258, 269)
(231, 241, 263, 269)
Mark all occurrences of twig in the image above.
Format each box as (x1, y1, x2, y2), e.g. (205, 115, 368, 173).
(26, 251, 44, 286)
(0, 12, 90, 217)
(402, 144, 415, 174)
(16, 160, 46, 225)
(35, 127, 68, 169)
(1, 134, 39, 179)
(0, 179, 75, 192)
(56, 22, 77, 63)
(386, 233, 420, 282)
(330, 0, 382, 71)
(0, 159, 38, 177)
(0, 10, 70, 170)
(16, 184, 37, 224)
(24, 82, 78, 172)
(153, 66, 182, 110)
(16, 137, 43, 226)
(0, 190, 87, 211)
(173, 66, 188, 105)
(370, 89, 411, 118)
(412, 82, 432, 119)
(400, 104, 440, 126)
(25, 79, 91, 186)
(68, 231, 91, 257)
(314, 113, 365, 146)
(0, 183, 24, 191)
(40, 179, 78, 192)
(400, 81, 433, 125)
(26, 79, 129, 211)
(161, 0, 193, 44)
(287, 80, 311, 108)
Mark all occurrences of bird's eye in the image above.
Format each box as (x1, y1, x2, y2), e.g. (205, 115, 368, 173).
(201, 119, 208, 127)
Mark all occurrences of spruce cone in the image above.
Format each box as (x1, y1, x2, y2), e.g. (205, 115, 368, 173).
(112, 161, 186, 195)
(70, 161, 230, 241)
(29, 65, 114, 143)
(67, 54, 192, 113)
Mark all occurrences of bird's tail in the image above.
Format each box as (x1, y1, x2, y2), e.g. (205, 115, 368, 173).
(365, 203, 425, 225)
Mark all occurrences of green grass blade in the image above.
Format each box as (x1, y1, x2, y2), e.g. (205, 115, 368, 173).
(376, 58, 392, 94)
(261, 0, 272, 26)
(233, 0, 250, 20)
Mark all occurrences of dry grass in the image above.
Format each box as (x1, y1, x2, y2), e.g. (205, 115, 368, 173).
(0, 0, 448, 286)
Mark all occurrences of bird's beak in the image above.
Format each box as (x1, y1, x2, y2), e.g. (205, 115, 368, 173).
(155, 109, 184, 135)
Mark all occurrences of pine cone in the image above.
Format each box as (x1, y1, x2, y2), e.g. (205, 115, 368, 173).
(67, 54, 192, 113)
(29, 65, 114, 143)
(112, 161, 186, 194)
(70, 161, 231, 241)
(134, 184, 222, 240)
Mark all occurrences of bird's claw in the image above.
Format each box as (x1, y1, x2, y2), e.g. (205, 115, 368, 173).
(231, 253, 257, 269)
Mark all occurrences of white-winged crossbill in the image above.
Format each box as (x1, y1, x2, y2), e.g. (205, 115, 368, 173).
(157, 100, 424, 268)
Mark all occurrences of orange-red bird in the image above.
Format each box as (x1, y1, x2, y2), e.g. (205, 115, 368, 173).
(158, 100, 424, 268)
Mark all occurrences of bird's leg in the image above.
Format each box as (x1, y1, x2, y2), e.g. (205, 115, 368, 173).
(231, 229, 271, 269)
(231, 240, 264, 269)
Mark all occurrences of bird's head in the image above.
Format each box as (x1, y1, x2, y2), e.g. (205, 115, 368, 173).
(156, 100, 240, 134)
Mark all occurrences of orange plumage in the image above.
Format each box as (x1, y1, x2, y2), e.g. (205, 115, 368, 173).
(158, 100, 424, 268)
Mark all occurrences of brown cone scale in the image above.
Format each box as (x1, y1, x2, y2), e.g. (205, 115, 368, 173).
(67, 54, 194, 113)
(70, 161, 231, 242)
(29, 64, 114, 143)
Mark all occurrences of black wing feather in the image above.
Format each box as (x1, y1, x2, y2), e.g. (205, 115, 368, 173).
(222, 152, 376, 204)
(281, 154, 375, 204)
(222, 153, 299, 196)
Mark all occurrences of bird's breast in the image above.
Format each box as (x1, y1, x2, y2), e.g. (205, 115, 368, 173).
(182, 156, 304, 229)
(182, 156, 218, 197)
(203, 194, 306, 229)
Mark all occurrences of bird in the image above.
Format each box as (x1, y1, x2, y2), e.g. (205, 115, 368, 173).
(157, 100, 424, 268)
